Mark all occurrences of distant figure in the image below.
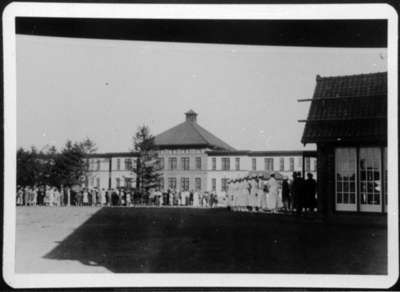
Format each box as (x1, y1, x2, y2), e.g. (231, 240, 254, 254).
(126, 190, 132, 206)
(292, 172, 304, 215)
(83, 188, 89, 206)
(17, 187, 23, 206)
(106, 189, 112, 206)
(100, 188, 107, 206)
(281, 176, 291, 212)
(111, 189, 119, 206)
(304, 173, 317, 212)
(266, 174, 279, 213)
(193, 190, 200, 207)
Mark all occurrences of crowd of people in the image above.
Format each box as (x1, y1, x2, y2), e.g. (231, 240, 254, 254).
(15, 185, 219, 208)
(225, 172, 317, 214)
(16, 172, 317, 215)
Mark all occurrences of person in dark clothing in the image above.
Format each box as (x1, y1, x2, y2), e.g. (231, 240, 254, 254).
(281, 176, 291, 212)
(291, 172, 304, 215)
(304, 172, 317, 212)
(298, 172, 306, 214)
(111, 189, 119, 206)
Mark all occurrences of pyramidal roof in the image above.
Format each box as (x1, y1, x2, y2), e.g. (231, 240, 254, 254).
(154, 110, 235, 150)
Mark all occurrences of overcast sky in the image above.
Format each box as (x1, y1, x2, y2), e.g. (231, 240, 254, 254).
(16, 35, 387, 153)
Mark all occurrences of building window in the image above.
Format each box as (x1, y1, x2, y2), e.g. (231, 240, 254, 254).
(264, 158, 273, 171)
(117, 158, 121, 170)
(221, 178, 228, 192)
(221, 158, 230, 170)
(116, 178, 120, 188)
(181, 157, 190, 170)
(159, 157, 165, 170)
(195, 178, 201, 191)
(181, 177, 189, 191)
(335, 148, 357, 211)
(359, 147, 381, 208)
(169, 157, 177, 170)
(297, 157, 302, 169)
(90, 176, 95, 186)
(195, 157, 202, 170)
(313, 159, 317, 172)
(235, 157, 240, 170)
(289, 157, 295, 171)
(252, 158, 257, 171)
(125, 158, 132, 170)
(96, 160, 100, 171)
(168, 177, 177, 190)
(212, 158, 216, 170)
(305, 157, 311, 172)
(212, 178, 216, 191)
(280, 158, 285, 171)
(96, 177, 100, 188)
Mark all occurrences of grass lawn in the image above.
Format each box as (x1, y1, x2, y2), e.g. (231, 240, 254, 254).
(16, 206, 387, 274)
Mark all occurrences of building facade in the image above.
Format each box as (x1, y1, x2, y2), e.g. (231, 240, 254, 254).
(87, 110, 317, 196)
(301, 72, 387, 214)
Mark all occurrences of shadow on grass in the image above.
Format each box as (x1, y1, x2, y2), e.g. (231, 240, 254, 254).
(43, 207, 387, 274)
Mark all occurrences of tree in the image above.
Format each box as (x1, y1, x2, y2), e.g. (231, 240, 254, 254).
(131, 125, 161, 197)
(17, 146, 40, 186)
(16, 138, 97, 188)
(55, 138, 97, 187)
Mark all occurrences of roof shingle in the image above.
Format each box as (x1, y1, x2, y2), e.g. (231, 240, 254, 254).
(302, 72, 387, 144)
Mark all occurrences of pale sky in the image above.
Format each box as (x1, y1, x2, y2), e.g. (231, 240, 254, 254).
(16, 34, 387, 152)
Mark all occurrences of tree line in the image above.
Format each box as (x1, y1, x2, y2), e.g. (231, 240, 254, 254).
(17, 126, 161, 194)
(17, 138, 97, 187)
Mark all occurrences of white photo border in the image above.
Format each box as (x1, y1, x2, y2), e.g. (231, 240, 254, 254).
(2, 2, 399, 289)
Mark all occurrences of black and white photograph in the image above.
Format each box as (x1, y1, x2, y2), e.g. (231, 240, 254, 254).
(2, 2, 398, 289)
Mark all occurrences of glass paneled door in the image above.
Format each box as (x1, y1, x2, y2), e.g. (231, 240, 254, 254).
(359, 148, 382, 212)
(335, 148, 357, 211)
(383, 147, 387, 213)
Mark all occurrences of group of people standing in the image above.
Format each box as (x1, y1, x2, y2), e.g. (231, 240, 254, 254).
(148, 189, 218, 208)
(16, 186, 135, 207)
(17, 172, 317, 215)
(225, 172, 317, 214)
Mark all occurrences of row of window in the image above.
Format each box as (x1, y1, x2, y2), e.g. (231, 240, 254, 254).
(211, 157, 315, 172)
(162, 157, 202, 171)
(159, 149, 203, 155)
(91, 156, 316, 172)
(90, 176, 134, 188)
(90, 158, 135, 171)
(164, 177, 202, 191)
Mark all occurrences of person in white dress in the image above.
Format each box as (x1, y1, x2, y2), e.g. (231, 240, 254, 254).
(193, 191, 200, 207)
(53, 188, 60, 207)
(239, 179, 246, 211)
(126, 190, 132, 206)
(226, 181, 232, 209)
(100, 188, 107, 206)
(47, 186, 53, 206)
(82, 188, 89, 206)
(250, 178, 258, 212)
(266, 173, 279, 213)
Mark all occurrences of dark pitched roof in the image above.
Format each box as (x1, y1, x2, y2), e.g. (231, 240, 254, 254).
(206, 150, 316, 156)
(154, 112, 235, 151)
(301, 72, 387, 144)
(86, 152, 139, 158)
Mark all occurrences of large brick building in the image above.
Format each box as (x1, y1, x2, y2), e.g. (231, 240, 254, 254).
(86, 110, 316, 196)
